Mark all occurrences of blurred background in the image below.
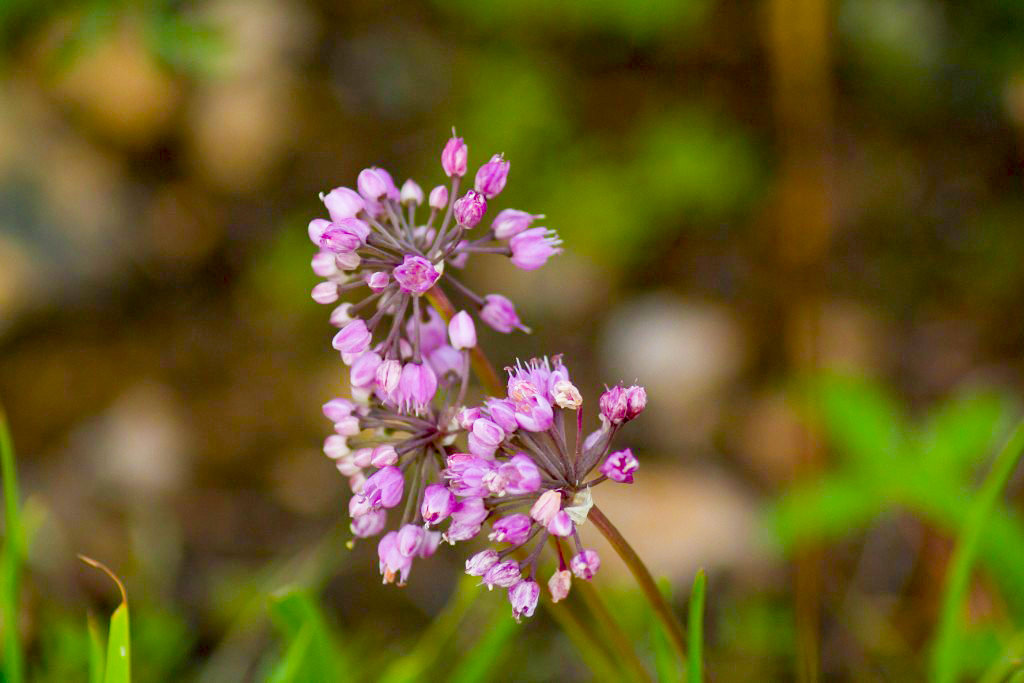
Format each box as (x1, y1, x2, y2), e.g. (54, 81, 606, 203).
(2, 0, 1024, 680)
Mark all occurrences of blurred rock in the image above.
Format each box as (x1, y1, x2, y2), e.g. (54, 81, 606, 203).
(186, 0, 313, 191)
(599, 293, 746, 447)
(736, 391, 803, 484)
(48, 20, 182, 147)
(90, 382, 191, 497)
(819, 300, 888, 373)
(579, 464, 763, 584)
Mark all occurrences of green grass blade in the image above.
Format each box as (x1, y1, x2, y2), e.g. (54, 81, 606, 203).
(0, 405, 23, 683)
(266, 623, 314, 683)
(931, 418, 1024, 683)
(448, 608, 518, 683)
(87, 613, 106, 683)
(79, 555, 131, 683)
(378, 575, 479, 683)
(649, 578, 681, 683)
(688, 570, 706, 683)
(268, 587, 347, 681)
(979, 631, 1024, 683)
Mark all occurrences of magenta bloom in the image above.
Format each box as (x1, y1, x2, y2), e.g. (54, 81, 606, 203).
(361, 466, 405, 510)
(358, 167, 389, 200)
(392, 254, 440, 295)
(509, 228, 561, 271)
(320, 224, 364, 254)
(482, 560, 522, 590)
(351, 509, 387, 538)
(480, 294, 525, 334)
(475, 154, 510, 198)
(428, 185, 449, 210)
(601, 448, 639, 484)
(465, 549, 499, 576)
(441, 135, 468, 177)
(453, 190, 487, 228)
(322, 187, 364, 222)
(448, 310, 477, 350)
(378, 532, 413, 585)
(332, 319, 371, 355)
(395, 362, 437, 414)
(375, 359, 402, 396)
(508, 580, 540, 621)
(546, 510, 574, 537)
(421, 484, 456, 526)
(492, 209, 541, 240)
(548, 570, 571, 603)
(570, 549, 601, 580)
(489, 514, 532, 544)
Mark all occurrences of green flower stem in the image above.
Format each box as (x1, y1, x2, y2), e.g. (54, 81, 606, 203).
(589, 504, 688, 668)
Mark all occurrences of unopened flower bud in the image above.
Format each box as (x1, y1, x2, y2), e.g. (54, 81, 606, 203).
(448, 310, 477, 350)
(570, 549, 601, 580)
(546, 510, 574, 537)
(441, 135, 468, 177)
(453, 190, 487, 228)
(474, 154, 510, 198)
(530, 489, 562, 525)
(420, 484, 456, 526)
(492, 209, 541, 240)
(548, 570, 572, 603)
(357, 167, 388, 200)
(428, 185, 449, 210)
(508, 579, 539, 621)
(465, 549, 499, 576)
(311, 282, 339, 305)
(400, 179, 423, 205)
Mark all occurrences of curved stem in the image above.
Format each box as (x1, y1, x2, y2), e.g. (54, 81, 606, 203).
(589, 504, 688, 667)
(931, 418, 1024, 683)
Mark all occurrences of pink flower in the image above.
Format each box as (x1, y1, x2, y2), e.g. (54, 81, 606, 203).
(546, 510, 573, 537)
(322, 187, 364, 222)
(395, 362, 437, 413)
(530, 490, 562, 525)
(570, 549, 601, 580)
(400, 179, 423, 205)
(601, 449, 639, 484)
(480, 294, 525, 334)
(488, 514, 532, 545)
(492, 209, 541, 240)
(420, 484, 456, 526)
(482, 560, 521, 590)
(358, 167, 389, 200)
(350, 509, 386, 538)
(362, 466, 404, 510)
(508, 580, 540, 621)
(428, 185, 449, 210)
(509, 228, 561, 271)
(441, 135, 468, 177)
(453, 190, 487, 228)
(465, 549, 499, 576)
(549, 570, 571, 603)
(448, 310, 477, 350)
(475, 154, 510, 198)
(392, 255, 440, 295)
(332, 320, 371, 355)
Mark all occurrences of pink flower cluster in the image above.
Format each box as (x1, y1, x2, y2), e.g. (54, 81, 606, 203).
(309, 131, 649, 621)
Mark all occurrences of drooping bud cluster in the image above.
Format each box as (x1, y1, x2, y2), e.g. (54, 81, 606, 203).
(443, 358, 646, 619)
(308, 131, 648, 622)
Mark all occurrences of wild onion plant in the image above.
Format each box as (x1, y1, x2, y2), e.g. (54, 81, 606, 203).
(306, 131, 687, 650)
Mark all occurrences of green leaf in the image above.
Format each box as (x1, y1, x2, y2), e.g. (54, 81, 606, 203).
(979, 631, 1024, 683)
(268, 588, 347, 682)
(378, 576, 480, 683)
(804, 372, 908, 473)
(266, 623, 314, 683)
(448, 609, 518, 683)
(767, 475, 885, 549)
(79, 556, 131, 683)
(87, 614, 105, 683)
(688, 570, 706, 683)
(1, 404, 24, 683)
(918, 391, 1015, 476)
(650, 579, 682, 683)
